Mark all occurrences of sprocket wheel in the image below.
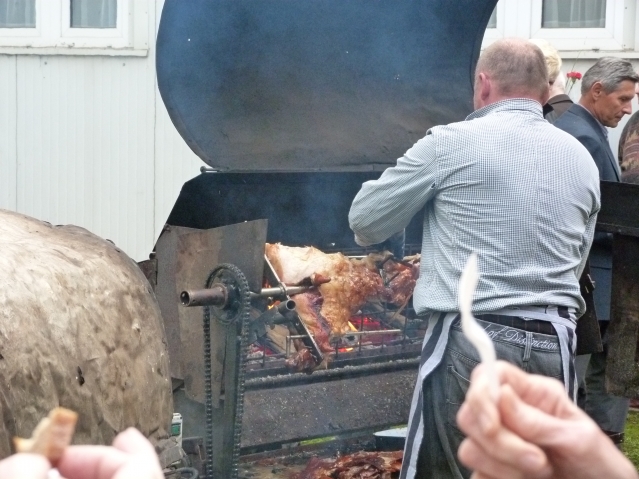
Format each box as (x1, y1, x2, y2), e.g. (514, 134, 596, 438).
(205, 263, 250, 325)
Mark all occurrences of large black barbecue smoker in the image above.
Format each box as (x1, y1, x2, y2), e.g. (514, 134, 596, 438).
(151, 1, 639, 478)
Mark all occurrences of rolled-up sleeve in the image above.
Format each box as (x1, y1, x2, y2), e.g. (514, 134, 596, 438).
(348, 132, 439, 246)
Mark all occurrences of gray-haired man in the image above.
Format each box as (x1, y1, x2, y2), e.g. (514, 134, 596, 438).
(349, 38, 600, 479)
(555, 58, 639, 443)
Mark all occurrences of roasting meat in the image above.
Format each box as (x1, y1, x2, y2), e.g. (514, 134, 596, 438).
(293, 450, 403, 479)
(284, 344, 318, 370)
(292, 291, 332, 351)
(265, 244, 419, 346)
(379, 255, 420, 306)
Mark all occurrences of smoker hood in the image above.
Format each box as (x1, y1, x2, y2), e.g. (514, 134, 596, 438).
(156, 0, 498, 172)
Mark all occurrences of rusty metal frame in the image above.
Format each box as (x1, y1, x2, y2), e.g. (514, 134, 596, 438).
(155, 220, 268, 395)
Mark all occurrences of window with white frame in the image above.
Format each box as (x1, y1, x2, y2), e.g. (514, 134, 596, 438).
(0, 0, 35, 28)
(530, 0, 627, 51)
(541, 0, 606, 29)
(483, 0, 637, 53)
(70, 0, 117, 28)
(0, 0, 148, 53)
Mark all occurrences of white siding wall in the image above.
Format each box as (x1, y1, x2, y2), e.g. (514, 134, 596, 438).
(0, 56, 17, 211)
(0, 0, 202, 261)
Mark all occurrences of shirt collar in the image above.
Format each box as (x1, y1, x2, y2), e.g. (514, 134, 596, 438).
(466, 98, 544, 121)
(574, 103, 609, 138)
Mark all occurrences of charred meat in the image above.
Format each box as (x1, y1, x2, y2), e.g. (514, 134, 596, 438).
(293, 450, 403, 479)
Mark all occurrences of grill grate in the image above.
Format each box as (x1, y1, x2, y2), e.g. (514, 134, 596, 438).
(247, 258, 426, 370)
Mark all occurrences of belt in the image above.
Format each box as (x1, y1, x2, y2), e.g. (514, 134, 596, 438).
(475, 313, 557, 336)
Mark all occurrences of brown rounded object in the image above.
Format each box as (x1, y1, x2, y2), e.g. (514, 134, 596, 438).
(0, 209, 172, 457)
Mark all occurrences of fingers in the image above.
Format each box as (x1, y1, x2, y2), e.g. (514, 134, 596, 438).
(58, 442, 163, 479)
(459, 368, 554, 479)
(0, 454, 50, 479)
(111, 429, 163, 479)
(499, 384, 639, 479)
(461, 361, 623, 479)
(58, 429, 162, 479)
(498, 383, 591, 449)
(7, 429, 162, 479)
(57, 446, 129, 479)
(470, 361, 585, 441)
(112, 428, 157, 457)
(459, 439, 526, 479)
(459, 435, 551, 478)
(457, 400, 550, 473)
(488, 362, 572, 417)
(459, 371, 501, 437)
(111, 456, 164, 479)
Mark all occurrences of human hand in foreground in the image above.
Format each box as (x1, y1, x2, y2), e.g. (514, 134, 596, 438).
(0, 428, 163, 479)
(456, 360, 639, 479)
(0, 453, 50, 479)
(57, 428, 163, 479)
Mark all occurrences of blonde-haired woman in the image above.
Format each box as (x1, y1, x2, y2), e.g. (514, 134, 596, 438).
(530, 38, 573, 123)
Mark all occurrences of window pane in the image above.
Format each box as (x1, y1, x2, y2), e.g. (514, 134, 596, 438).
(487, 7, 497, 29)
(0, 0, 35, 28)
(542, 0, 606, 28)
(71, 0, 117, 28)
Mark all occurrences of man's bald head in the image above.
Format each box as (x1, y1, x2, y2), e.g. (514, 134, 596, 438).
(474, 38, 550, 109)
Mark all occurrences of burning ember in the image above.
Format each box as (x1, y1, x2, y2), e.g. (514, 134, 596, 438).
(293, 451, 403, 479)
(339, 322, 359, 352)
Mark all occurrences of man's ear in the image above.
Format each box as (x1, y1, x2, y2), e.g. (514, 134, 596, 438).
(591, 81, 604, 100)
(478, 72, 491, 101)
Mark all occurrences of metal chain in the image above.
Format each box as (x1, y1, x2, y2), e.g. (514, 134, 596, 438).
(227, 265, 251, 479)
(202, 264, 250, 479)
(203, 298, 213, 479)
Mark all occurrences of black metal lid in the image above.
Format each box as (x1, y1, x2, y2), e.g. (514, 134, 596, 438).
(157, 0, 497, 172)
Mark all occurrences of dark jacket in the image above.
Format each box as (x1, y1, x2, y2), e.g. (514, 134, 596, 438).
(554, 104, 619, 321)
(544, 94, 573, 124)
(554, 104, 620, 182)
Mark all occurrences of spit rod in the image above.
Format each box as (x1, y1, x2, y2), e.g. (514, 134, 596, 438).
(251, 285, 310, 299)
(180, 285, 228, 307)
(181, 285, 311, 307)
